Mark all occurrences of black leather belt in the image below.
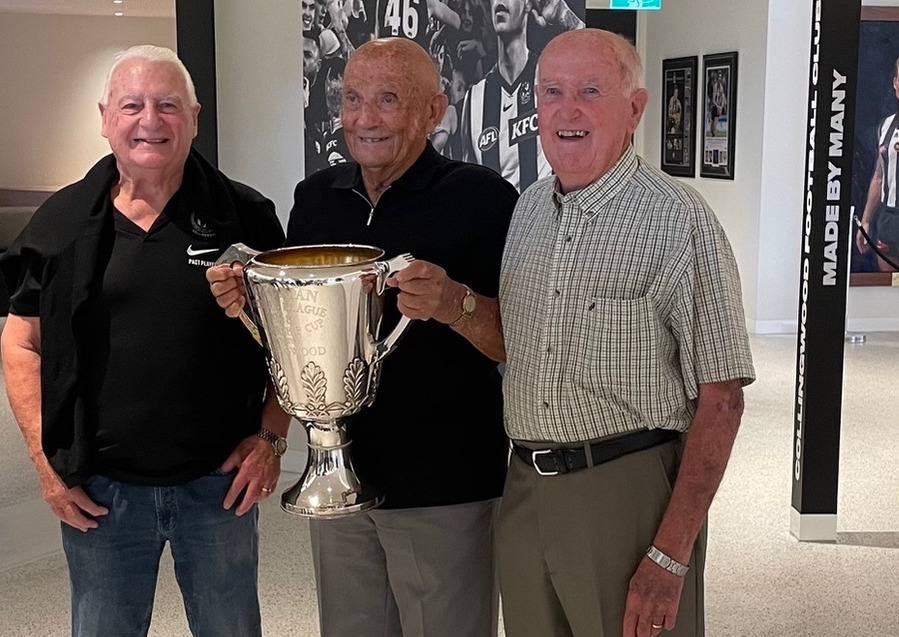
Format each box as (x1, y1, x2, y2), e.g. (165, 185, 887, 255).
(512, 429, 680, 476)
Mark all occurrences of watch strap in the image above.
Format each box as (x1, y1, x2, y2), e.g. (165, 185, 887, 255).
(257, 427, 287, 457)
(645, 545, 689, 577)
(448, 285, 475, 329)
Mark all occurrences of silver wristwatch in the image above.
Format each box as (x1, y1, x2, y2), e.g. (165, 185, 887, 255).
(257, 428, 288, 457)
(645, 545, 689, 577)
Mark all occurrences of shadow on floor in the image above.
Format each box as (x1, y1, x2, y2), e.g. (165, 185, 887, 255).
(837, 531, 899, 549)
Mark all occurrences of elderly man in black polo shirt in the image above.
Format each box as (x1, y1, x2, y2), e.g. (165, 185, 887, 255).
(208, 38, 517, 637)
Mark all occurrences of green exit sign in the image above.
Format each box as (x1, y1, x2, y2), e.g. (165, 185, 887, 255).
(609, 0, 661, 9)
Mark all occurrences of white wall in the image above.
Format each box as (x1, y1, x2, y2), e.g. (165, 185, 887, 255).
(639, 0, 771, 332)
(754, 1, 811, 333)
(214, 0, 303, 225)
(0, 13, 175, 191)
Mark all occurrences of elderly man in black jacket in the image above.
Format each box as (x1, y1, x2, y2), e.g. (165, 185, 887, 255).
(0, 45, 287, 637)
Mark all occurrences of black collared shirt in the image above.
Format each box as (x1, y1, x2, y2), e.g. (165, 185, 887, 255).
(2, 151, 285, 487)
(83, 194, 268, 484)
(287, 144, 518, 508)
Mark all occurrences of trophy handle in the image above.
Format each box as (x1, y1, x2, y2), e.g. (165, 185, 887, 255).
(375, 253, 415, 360)
(215, 243, 264, 346)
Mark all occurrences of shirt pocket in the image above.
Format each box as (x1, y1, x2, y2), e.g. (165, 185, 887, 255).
(582, 295, 685, 428)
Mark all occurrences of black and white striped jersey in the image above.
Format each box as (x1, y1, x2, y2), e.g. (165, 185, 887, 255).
(459, 54, 550, 192)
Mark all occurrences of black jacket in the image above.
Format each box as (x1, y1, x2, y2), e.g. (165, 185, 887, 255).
(0, 150, 285, 487)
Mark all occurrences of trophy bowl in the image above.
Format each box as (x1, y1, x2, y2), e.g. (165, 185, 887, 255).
(218, 243, 413, 518)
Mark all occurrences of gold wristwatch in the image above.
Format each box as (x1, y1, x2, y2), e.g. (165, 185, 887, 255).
(448, 285, 476, 329)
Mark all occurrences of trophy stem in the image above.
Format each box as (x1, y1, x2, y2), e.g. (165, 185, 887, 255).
(280, 420, 383, 518)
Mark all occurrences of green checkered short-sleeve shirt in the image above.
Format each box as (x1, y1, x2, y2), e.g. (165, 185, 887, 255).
(499, 146, 755, 443)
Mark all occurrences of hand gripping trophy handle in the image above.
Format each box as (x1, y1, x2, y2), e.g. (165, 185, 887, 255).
(373, 252, 414, 359)
(216, 243, 415, 518)
(215, 242, 264, 346)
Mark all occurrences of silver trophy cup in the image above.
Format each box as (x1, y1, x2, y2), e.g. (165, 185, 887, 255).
(218, 243, 413, 518)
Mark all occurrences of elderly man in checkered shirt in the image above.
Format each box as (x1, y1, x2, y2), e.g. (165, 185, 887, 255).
(393, 28, 755, 637)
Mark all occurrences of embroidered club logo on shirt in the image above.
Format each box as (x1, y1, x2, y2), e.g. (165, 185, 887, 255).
(190, 212, 216, 239)
(519, 81, 532, 106)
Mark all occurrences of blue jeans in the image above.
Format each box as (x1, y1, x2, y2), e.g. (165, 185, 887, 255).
(61, 471, 261, 637)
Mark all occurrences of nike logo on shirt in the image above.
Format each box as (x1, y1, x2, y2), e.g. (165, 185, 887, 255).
(186, 245, 220, 256)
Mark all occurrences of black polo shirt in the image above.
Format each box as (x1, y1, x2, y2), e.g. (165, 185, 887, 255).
(287, 144, 518, 509)
(80, 195, 268, 485)
(2, 151, 285, 488)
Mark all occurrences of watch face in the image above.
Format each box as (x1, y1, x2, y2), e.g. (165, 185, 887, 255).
(274, 438, 288, 456)
(462, 291, 477, 313)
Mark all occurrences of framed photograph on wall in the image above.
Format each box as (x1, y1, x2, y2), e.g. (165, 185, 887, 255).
(661, 56, 696, 177)
(848, 7, 899, 283)
(700, 51, 738, 179)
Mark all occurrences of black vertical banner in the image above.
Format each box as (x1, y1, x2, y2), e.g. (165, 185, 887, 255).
(791, 0, 861, 541)
(176, 0, 218, 166)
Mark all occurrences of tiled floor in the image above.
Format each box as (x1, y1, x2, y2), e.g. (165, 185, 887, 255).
(2, 332, 898, 636)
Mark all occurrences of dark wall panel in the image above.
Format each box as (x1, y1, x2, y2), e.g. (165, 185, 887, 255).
(176, 0, 218, 166)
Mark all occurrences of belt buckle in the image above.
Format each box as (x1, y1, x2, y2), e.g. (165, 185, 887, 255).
(531, 449, 561, 476)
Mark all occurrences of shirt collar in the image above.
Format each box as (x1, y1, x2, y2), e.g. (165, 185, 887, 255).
(330, 142, 445, 192)
(552, 145, 639, 219)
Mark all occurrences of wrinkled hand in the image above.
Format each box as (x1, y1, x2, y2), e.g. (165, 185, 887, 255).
(40, 470, 107, 532)
(856, 223, 870, 254)
(206, 263, 248, 318)
(221, 435, 282, 516)
(622, 557, 685, 636)
(387, 259, 460, 324)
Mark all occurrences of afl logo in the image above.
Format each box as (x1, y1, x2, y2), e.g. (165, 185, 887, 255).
(328, 151, 348, 166)
(190, 212, 216, 239)
(478, 127, 499, 151)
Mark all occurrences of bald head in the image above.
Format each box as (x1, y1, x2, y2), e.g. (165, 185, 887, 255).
(540, 28, 644, 96)
(349, 38, 442, 98)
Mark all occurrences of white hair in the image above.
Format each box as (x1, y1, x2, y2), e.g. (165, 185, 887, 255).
(99, 45, 198, 107)
(616, 34, 645, 95)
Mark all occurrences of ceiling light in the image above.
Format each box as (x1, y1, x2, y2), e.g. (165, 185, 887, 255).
(114, 11, 124, 16)
(113, 0, 124, 3)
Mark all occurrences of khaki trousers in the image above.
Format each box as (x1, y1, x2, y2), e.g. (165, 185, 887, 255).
(496, 439, 706, 637)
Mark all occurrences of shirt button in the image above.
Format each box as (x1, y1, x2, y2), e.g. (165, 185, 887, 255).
(546, 346, 551, 354)
(543, 401, 550, 409)
(565, 236, 572, 242)
(588, 302, 596, 311)
(554, 290, 560, 296)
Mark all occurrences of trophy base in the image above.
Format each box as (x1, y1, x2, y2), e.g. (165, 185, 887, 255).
(279, 421, 383, 519)
(280, 493, 384, 518)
